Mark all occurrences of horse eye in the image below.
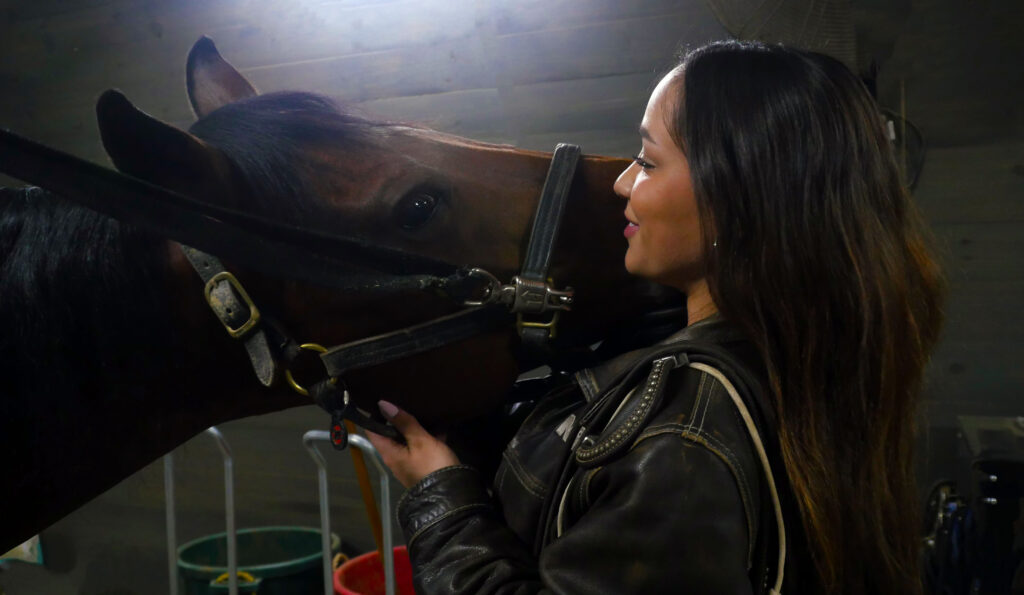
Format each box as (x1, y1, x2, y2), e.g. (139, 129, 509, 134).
(394, 192, 438, 230)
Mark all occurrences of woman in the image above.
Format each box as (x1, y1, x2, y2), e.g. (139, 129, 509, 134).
(367, 40, 944, 594)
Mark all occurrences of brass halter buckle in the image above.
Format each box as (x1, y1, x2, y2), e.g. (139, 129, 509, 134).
(516, 310, 562, 339)
(203, 271, 261, 339)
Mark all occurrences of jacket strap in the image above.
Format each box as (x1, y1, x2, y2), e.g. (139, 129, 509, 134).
(689, 362, 785, 595)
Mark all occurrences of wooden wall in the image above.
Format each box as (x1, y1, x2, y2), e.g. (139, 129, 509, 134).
(0, 0, 729, 175)
(872, 1, 1024, 495)
(1, 0, 1021, 593)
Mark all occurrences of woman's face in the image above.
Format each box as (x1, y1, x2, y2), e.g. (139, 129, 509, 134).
(613, 72, 705, 292)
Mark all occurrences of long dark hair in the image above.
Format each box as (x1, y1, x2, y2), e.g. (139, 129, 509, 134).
(670, 41, 945, 593)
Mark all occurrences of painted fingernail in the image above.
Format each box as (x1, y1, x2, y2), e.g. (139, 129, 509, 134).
(378, 400, 399, 419)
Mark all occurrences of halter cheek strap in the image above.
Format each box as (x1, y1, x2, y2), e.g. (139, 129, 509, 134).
(183, 246, 280, 386)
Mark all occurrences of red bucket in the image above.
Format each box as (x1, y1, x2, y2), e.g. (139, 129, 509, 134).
(334, 546, 416, 595)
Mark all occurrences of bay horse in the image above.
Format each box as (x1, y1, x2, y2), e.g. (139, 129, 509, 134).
(0, 38, 677, 552)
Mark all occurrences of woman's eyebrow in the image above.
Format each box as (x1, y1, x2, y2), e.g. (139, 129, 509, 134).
(639, 125, 656, 144)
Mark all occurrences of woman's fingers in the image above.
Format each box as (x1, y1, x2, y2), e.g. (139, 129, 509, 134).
(364, 429, 402, 463)
(378, 400, 429, 443)
(366, 400, 460, 488)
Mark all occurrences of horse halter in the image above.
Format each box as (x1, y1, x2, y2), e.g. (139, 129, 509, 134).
(0, 128, 580, 445)
(181, 144, 581, 446)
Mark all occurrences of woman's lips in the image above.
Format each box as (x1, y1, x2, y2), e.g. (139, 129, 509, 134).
(624, 222, 639, 238)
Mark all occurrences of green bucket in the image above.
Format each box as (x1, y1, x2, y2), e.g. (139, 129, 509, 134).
(177, 526, 340, 595)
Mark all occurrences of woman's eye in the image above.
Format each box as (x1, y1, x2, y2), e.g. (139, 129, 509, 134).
(394, 192, 439, 230)
(632, 154, 655, 170)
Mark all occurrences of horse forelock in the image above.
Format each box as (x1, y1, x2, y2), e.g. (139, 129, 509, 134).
(187, 91, 394, 219)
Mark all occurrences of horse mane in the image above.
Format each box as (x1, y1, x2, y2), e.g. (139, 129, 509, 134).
(0, 186, 176, 405)
(188, 91, 390, 218)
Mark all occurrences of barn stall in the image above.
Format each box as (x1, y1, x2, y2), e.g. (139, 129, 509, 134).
(1, 0, 1022, 593)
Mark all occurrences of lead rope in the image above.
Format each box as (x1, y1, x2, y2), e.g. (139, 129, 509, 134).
(343, 419, 386, 559)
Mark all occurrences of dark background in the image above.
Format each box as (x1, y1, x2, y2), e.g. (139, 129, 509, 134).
(1, 0, 1022, 593)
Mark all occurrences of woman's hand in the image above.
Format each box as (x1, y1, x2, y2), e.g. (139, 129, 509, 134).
(365, 400, 460, 488)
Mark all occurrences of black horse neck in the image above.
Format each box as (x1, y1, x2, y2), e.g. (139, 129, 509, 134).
(0, 187, 261, 551)
(1, 187, 178, 398)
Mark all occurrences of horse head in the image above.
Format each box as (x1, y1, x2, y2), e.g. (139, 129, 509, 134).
(95, 37, 676, 428)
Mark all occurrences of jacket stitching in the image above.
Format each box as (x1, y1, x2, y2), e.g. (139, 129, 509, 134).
(696, 432, 754, 510)
(495, 461, 509, 495)
(560, 467, 600, 535)
(397, 465, 479, 514)
(407, 503, 492, 550)
(685, 372, 708, 436)
(579, 467, 599, 510)
(694, 432, 757, 564)
(501, 449, 547, 500)
(577, 369, 599, 402)
(693, 372, 716, 437)
(579, 377, 660, 461)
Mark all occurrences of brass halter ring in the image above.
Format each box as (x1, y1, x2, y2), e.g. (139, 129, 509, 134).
(285, 343, 337, 396)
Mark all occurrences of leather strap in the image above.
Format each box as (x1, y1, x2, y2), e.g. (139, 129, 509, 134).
(688, 362, 785, 594)
(516, 144, 580, 353)
(182, 246, 280, 386)
(320, 307, 512, 378)
(521, 143, 579, 281)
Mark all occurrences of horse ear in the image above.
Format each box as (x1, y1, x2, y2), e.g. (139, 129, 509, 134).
(96, 89, 240, 202)
(187, 36, 258, 119)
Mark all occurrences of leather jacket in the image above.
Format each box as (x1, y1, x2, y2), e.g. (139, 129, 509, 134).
(397, 315, 810, 593)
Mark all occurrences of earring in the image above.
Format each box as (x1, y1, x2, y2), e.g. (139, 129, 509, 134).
(712, 239, 718, 248)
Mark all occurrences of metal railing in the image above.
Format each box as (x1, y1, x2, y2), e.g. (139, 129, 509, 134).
(163, 426, 396, 595)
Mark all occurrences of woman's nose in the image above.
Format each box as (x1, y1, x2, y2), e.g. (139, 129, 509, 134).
(613, 162, 637, 200)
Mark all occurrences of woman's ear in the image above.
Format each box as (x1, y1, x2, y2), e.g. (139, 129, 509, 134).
(96, 89, 244, 203)
(186, 36, 258, 119)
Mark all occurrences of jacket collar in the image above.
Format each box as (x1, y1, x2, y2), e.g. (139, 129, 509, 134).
(575, 313, 749, 402)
